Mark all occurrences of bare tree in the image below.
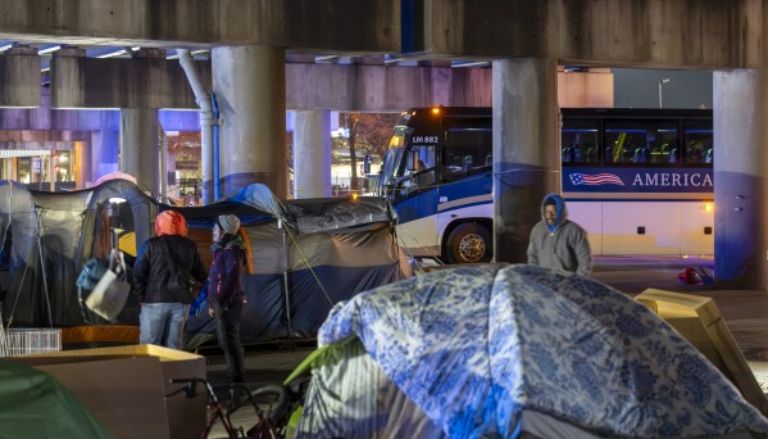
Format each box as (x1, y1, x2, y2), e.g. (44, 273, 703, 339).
(348, 114, 361, 191)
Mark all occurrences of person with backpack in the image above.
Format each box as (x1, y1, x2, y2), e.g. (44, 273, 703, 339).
(134, 210, 207, 349)
(208, 214, 247, 383)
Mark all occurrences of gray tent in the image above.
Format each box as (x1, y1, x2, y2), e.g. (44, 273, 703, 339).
(0, 179, 409, 345)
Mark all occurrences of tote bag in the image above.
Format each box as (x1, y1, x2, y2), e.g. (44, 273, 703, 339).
(85, 250, 130, 321)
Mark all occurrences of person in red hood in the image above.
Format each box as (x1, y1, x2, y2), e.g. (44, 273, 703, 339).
(134, 210, 207, 349)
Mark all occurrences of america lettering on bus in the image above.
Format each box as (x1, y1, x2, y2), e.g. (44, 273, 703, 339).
(631, 172, 713, 188)
(564, 168, 713, 192)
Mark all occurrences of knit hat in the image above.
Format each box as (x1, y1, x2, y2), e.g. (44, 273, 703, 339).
(217, 214, 241, 235)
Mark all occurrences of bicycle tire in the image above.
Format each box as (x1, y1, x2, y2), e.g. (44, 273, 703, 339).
(249, 384, 289, 421)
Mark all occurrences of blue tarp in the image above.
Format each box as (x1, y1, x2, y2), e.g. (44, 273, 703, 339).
(317, 265, 768, 438)
(186, 263, 404, 343)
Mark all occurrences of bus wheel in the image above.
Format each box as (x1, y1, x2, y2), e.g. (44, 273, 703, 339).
(445, 223, 492, 264)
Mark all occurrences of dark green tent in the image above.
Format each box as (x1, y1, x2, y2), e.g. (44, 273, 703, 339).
(0, 360, 111, 439)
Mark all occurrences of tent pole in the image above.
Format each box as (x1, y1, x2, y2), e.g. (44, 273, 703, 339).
(35, 216, 53, 328)
(282, 226, 292, 339)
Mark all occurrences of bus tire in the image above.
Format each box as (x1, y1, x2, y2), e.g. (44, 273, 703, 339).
(444, 223, 492, 264)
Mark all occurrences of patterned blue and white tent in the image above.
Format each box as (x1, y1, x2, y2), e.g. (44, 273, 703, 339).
(296, 265, 768, 438)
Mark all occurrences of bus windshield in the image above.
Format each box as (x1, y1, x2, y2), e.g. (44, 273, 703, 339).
(380, 126, 410, 188)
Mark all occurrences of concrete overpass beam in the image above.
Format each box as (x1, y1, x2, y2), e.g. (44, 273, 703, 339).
(213, 45, 287, 199)
(293, 110, 331, 198)
(51, 49, 203, 109)
(120, 108, 160, 194)
(492, 58, 560, 263)
(424, 0, 765, 69)
(0, 0, 399, 52)
(0, 46, 40, 107)
(713, 69, 768, 289)
(47, 55, 615, 112)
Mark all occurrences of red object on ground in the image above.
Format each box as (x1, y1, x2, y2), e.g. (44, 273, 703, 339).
(678, 266, 702, 285)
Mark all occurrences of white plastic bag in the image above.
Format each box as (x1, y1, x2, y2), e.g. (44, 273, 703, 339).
(85, 250, 130, 321)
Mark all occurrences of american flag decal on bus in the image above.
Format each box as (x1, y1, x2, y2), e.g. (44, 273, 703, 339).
(569, 173, 625, 186)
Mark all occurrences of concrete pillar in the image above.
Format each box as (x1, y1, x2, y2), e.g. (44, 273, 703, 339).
(120, 108, 160, 194)
(713, 69, 768, 289)
(492, 58, 560, 263)
(293, 111, 332, 198)
(212, 45, 287, 199)
(0, 45, 40, 107)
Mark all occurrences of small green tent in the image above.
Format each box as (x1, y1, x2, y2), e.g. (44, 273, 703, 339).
(0, 360, 111, 439)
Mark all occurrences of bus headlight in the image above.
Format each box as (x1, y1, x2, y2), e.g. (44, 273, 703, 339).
(704, 202, 714, 213)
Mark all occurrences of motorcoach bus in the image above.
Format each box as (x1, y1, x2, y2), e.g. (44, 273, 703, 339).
(379, 107, 713, 263)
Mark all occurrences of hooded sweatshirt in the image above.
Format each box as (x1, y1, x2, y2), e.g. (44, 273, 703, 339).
(207, 234, 246, 307)
(527, 193, 592, 275)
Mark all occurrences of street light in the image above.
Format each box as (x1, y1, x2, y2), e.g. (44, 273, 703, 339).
(658, 78, 671, 108)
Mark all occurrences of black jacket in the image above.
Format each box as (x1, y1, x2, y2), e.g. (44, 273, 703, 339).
(133, 235, 208, 304)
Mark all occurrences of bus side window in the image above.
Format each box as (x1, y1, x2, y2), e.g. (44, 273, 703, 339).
(443, 126, 491, 182)
(406, 145, 436, 175)
(683, 123, 713, 165)
(400, 144, 437, 194)
(606, 122, 677, 165)
(561, 126, 599, 164)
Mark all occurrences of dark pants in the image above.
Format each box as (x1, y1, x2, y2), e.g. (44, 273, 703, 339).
(215, 302, 244, 383)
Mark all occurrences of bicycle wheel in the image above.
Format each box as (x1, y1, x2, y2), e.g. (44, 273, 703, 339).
(228, 384, 288, 438)
(251, 384, 290, 427)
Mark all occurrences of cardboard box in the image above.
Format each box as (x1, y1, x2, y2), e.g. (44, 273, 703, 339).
(11, 344, 206, 439)
(636, 289, 768, 416)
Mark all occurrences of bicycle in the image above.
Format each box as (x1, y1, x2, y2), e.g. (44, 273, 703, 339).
(166, 377, 287, 438)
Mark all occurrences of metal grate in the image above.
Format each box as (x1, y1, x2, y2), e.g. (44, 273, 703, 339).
(0, 328, 61, 357)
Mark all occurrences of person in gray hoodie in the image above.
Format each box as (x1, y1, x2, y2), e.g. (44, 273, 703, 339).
(527, 193, 592, 275)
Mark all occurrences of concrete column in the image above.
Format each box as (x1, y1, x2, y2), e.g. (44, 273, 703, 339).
(293, 111, 332, 198)
(212, 45, 287, 199)
(120, 108, 160, 194)
(0, 45, 40, 107)
(492, 58, 560, 263)
(713, 69, 768, 289)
